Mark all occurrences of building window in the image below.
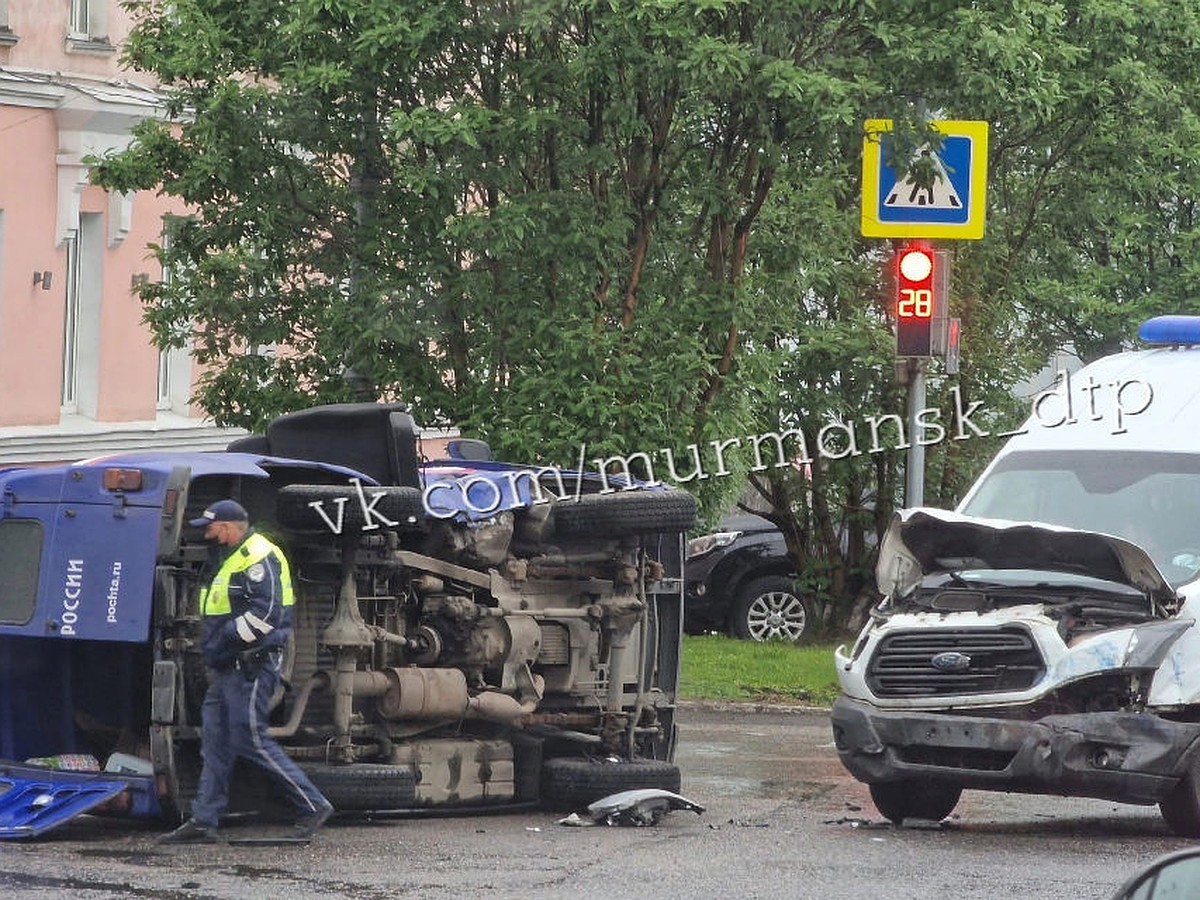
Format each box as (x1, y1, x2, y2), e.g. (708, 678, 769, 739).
(0, 1, 16, 45)
(69, 0, 90, 37)
(156, 220, 193, 414)
(67, 0, 111, 48)
(156, 225, 175, 410)
(156, 347, 172, 410)
(61, 213, 102, 417)
(61, 233, 80, 411)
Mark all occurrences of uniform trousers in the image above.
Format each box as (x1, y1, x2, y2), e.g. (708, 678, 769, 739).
(189, 659, 330, 828)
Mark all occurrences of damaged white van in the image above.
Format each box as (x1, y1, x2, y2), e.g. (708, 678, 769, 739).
(832, 315, 1200, 835)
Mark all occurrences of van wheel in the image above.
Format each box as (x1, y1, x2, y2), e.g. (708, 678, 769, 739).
(551, 490, 697, 538)
(276, 484, 426, 533)
(869, 779, 962, 824)
(731, 576, 815, 643)
(298, 763, 417, 811)
(1159, 768, 1200, 836)
(539, 758, 681, 811)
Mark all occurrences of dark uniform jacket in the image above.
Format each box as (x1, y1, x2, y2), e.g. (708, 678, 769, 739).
(198, 529, 294, 670)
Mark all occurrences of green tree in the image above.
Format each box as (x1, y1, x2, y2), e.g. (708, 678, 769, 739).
(97, 1, 874, 481)
(95, 0, 1200, 634)
(714, 0, 1200, 631)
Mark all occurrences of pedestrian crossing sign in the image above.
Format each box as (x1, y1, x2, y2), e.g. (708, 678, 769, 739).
(861, 119, 989, 240)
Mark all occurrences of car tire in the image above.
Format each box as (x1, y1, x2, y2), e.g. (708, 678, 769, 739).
(276, 484, 426, 534)
(551, 489, 697, 539)
(731, 575, 815, 643)
(539, 757, 682, 811)
(298, 762, 417, 811)
(868, 779, 962, 824)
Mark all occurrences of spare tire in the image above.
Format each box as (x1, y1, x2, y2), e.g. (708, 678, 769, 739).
(551, 489, 697, 539)
(539, 757, 682, 811)
(276, 484, 426, 534)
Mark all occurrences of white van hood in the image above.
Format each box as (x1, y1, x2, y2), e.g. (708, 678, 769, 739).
(877, 508, 1178, 604)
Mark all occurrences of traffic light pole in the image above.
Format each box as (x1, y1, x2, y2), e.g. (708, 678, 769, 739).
(904, 358, 926, 507)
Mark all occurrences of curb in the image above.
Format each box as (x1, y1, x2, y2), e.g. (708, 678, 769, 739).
(677, 698, 831, 716)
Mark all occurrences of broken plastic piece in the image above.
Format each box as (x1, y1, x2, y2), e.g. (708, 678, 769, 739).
(0, 764, 130, 839)
(584, 789, 705, 827)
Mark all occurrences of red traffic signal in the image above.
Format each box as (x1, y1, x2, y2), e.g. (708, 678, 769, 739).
(895, 243, 936, 356)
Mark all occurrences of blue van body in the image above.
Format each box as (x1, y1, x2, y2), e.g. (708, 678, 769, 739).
(0, 403, 694, 837)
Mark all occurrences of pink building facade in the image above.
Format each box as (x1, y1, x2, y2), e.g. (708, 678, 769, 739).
(0, 1, 239, 464)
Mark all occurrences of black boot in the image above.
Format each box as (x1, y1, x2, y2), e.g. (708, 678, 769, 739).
(290, 804, 333, 839)
(158, 818, 221, 844)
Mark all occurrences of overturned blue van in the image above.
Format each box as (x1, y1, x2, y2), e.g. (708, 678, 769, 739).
(0, 403, 695, 837)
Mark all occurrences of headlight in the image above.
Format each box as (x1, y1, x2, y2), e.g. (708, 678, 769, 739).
(686, 531, 742, 559)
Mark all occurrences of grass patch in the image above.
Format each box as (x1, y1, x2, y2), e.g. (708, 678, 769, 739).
(679, 634, 842, 707)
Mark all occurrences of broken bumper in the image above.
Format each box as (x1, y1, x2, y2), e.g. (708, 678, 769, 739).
(830, 696, 1200, 805)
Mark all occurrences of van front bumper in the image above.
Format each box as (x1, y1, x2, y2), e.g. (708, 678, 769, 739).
(830, 695, 1200, 805)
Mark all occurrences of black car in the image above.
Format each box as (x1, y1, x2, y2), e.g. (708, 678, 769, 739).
(684, 513, 815, 642)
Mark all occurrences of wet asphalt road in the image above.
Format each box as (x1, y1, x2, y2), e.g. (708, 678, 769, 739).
(0, 703, 1193, 899)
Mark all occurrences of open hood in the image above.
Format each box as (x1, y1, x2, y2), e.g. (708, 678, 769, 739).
(876, 508, 1178, 604)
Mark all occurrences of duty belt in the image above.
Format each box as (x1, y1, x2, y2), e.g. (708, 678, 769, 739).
(235, 647, 279, 670)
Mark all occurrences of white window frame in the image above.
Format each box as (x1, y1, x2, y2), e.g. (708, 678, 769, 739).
(62, 213, 102, 418)
(156, 226, 176, 410)
(69, 0, 90, 38)
(61, 233, 81, 412)
(155, 346, 173, 410)
(68, 0, 109, 44)
(155, 220, 196, 414)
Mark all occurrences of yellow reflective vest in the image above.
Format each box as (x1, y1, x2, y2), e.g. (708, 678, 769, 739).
(200, 532, 295, 617)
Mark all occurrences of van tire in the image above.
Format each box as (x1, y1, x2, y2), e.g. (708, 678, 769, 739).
(552, 490, 697, 539)
(298, 762, 417, 811)
(276, 484, 426, 533)
(539, 757, 681, 811)
(868, 779, 962, 824)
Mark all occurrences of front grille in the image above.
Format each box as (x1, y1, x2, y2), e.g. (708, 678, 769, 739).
(867, 626, 1045, 698)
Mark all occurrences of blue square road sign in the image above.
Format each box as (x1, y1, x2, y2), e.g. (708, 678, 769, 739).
(861, 119, 989, 240)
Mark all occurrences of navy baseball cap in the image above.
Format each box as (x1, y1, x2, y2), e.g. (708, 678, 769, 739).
(189, 499, 249, 527)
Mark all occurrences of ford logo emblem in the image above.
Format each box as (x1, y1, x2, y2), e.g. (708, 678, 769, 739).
(930, 651, 972, 672)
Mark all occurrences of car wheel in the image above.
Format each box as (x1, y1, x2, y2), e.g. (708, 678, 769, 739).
(539, 757, 682, 811)
(868, 779, 962, 824)
(731, 575, 815, 643)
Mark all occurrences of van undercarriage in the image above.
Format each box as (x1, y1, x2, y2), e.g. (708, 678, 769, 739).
(0, 403, 697, 833)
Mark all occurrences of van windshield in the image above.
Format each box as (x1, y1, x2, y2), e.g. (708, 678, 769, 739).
(960, 450, 1200, 587)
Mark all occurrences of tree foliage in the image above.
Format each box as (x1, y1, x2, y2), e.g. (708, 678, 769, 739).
(728, 0, 1200, 629)
(100, 2, 862, 461)
(94, 0, 1200, 630)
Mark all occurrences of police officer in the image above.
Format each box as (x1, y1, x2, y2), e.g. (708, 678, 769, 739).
(160, 499, 333, 843)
